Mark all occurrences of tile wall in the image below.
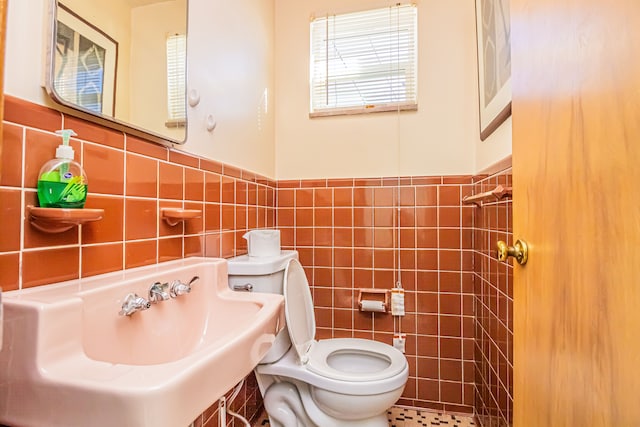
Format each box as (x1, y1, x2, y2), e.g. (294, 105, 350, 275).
(0, 96, 273, 426)
(472, 167, 514, 426)
(0, 96, 276, 290)
(192, 373, 261, 427)
(276, 177, 477, 413)
(0, 95, 514, 425)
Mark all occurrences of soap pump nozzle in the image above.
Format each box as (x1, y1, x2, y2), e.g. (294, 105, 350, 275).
(54, 129, 77, 160)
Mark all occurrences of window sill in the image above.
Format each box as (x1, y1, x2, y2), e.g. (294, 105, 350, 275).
(309, 103, 417, 118)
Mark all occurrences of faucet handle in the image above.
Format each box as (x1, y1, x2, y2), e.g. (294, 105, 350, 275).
(148, 281, 171, 303)
(119, 293, 151, 316)
(170, 276, 199, 298)
(170, 280, 191, 298)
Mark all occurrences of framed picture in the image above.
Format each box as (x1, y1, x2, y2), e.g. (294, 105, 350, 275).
(53, 4, 118, 116)
(475, 0, 511, 141)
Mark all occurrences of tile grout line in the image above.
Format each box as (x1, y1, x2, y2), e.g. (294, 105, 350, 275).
(18, 126, 27, 290)
(122, 135, 129, 268)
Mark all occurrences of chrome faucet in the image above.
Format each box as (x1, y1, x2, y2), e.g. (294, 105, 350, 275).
(148, 281, 171, 303)
(119, 293, 151, 316)
(170, 276, 200, 298)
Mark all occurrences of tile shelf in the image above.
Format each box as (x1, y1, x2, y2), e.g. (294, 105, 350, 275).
(28, 206, 104, 233)
(161, 208, 202, 226)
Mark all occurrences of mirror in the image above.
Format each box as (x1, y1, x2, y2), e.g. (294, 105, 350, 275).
(46, 0, 187, 144)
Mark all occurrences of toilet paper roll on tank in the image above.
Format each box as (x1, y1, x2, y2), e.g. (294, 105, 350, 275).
(243, 229, 281, 257)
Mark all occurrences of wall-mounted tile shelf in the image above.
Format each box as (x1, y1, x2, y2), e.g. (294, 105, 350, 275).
(28, 206, 104, 233)
(462, 184, 512, 207)
(161, 208, 203, 226)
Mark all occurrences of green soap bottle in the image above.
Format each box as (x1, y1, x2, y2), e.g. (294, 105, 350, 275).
(37, 129, 88, 208)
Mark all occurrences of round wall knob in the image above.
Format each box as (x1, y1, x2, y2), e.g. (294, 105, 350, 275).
(496, 239, 529, 265)
(188, 89, 200, 107)
(206, 114, 217, 132)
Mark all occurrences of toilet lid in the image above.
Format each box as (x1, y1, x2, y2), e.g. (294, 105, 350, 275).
(283, 258, 316, 364)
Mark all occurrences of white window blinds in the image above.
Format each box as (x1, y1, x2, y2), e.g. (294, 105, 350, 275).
(310, 4, 418, 116)
(166, 33, 186, 125)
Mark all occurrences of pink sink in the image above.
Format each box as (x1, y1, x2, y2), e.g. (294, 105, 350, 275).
(0, 257, 284, 427)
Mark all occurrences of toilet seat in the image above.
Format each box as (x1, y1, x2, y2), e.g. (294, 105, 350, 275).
(256, 341, 408, 395)
(307, 338, 407, 382)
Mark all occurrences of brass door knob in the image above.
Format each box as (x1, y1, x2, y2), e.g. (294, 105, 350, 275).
(496, 240, 529, 265)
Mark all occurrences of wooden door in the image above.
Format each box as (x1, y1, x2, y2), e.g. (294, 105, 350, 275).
(511, 0, 640, 425)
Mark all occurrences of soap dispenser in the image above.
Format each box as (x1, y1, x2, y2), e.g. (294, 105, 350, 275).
(37, 129, 88, 208)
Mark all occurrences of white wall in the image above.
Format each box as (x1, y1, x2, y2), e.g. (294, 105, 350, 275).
(4, 0, 277, 178)
(274, 0, 485, 180)
(476, 117, 511, 173)
(4, 0, 508, 179)
(184, 0, 276, 177)
(130, 0, 186, 141)
(5, 0, 71, 107)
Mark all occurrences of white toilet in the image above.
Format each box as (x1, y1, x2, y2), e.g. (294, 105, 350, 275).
(227, 251, 408, 427)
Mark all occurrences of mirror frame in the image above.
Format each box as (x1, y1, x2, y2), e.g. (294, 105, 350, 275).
(44, 0, 188, 146)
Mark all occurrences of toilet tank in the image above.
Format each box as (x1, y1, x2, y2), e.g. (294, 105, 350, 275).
(227, 250, 298, 364)
(227, 250, 298, 294)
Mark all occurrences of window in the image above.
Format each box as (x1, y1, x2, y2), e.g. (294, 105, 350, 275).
(310, 4, 418, 117)
(166, 33, 186, 127)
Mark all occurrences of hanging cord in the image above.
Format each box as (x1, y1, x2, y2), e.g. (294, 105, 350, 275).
(395, 176, 403, 336)
(396, 175, 402, 291)
(393, 2, 403, 293)
(391, 2, 404, 338)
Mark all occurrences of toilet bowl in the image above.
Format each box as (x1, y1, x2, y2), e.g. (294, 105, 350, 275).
(258, 337, 407, 424)
(227, 252, 408, 427)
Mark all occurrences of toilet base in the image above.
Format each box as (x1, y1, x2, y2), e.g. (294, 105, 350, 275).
(263, 381, 316, 427)
(261, 379, 390, 427)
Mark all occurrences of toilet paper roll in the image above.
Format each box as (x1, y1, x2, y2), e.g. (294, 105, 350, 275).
(360, 300, 386, 313)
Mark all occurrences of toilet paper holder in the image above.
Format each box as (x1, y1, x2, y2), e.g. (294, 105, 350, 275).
(357, 289, 389, 313)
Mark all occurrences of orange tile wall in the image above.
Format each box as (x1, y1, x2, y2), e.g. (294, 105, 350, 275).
(192, 374, 261, 427)
(276, 176, 477, 414)
(472, 168, 513, 426)
(0, 95, 513, 424)
(0, 96, 276, 290)
(0, 95, 273, 426)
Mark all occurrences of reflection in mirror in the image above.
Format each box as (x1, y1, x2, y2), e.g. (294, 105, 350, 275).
(46, 0, 187, 144)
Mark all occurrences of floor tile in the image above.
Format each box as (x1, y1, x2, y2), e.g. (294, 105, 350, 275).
(252, 406, 476, 426)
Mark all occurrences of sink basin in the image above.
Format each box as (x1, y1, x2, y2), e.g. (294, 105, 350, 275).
(0, 257, 284, 427)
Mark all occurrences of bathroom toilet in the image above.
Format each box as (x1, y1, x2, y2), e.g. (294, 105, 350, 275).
(227, 251, 408, 427)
